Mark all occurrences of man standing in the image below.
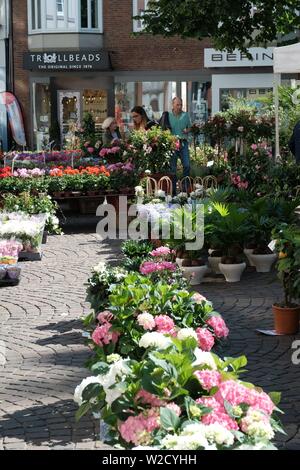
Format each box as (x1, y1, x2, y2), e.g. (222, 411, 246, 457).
(167, 97, 192, 195)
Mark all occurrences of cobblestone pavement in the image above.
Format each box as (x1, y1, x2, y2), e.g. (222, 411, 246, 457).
(1, 234, 299, 450)
(0, 233, 118, 450)
(200, 272, 300, 450)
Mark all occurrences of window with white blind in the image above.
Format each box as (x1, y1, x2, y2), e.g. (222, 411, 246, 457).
(133, 0, 150, 32)
(28, 0, 103, 33)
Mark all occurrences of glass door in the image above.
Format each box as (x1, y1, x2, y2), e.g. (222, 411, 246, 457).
(58, 91, 81, 146)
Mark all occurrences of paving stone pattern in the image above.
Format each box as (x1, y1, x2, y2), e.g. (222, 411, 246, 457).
(0, 234, 118, 450)
(0, 234, 299, 449)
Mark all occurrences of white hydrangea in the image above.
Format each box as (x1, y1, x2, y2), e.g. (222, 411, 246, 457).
(93, 261, 106, 274)
(177, 328, 198, 342)
(105, 382, 127, 406)
(192, 348, 217, 370)
(107, 354, 122, 364)
(135, 186, 145, 197)
(241, 409, 274, 441)
(162, 433, 210, 450)
(155, 190, 166, 198)
(139, 332, 173, 350)
(204, 424, 235, 447)
(74, 376, 102, 406)
(137, 312, 156, 331)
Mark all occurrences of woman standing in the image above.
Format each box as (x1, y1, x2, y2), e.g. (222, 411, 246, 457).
(131, 106, 157, 131)
(102, 117, 122, 146)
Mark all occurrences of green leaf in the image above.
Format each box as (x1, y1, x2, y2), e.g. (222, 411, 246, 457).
(269, 391, 282, 406)
(160, 407, 181, 432)
(75, 402, 91, 422)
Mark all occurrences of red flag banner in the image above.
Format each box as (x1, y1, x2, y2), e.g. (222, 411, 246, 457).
(0, 92, 27, 147)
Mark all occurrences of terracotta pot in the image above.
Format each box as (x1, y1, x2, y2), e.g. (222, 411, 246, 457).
(273, 304, 300, 335)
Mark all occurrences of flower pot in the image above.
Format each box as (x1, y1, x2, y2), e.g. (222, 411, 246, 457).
(176, 258, 184, 268)
(219, 262, 246, 283)
(272, 304, 300, 335)
(181, 265, 208, 285)
(251, 253, 277, 273)
(244, 248, 255, 267)
(6, 266, 21, 280)
(208, 256, 222, 274)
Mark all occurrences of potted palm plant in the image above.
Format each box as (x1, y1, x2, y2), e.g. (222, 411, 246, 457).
(208, 203, 249, 282)
(272, 224, 300, 335)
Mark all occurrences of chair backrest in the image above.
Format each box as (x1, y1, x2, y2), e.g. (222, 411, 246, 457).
(193, 176, 204, 189)
(203, 176, 218, 190)
(179, 176, 194, 194)
(158, 176, 173, 196)
(141, 177, 158, 197)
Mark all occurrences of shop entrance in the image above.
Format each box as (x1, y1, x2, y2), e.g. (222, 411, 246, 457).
(58, 89, 108, 146)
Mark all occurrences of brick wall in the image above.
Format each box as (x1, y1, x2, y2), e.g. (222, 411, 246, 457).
(103, 0, 208, 71)
(12, 0, 30, 145)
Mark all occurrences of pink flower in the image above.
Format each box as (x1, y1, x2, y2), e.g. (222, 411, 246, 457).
(137, 312, 156, 331)
(215, 380, 275, 415)
(135, 390, 163, 407)
(97, 311, 114, 324)
(175, 140, 181, 151)
(99, 148, 108, 157)
(119, 409, 160, 446)
(192, 292, 207, 303)
(150, 246, 172, 257)
(196, 397, 238, 430)
(206, 316, 229, 339)
(251, 144, 258, 150)
(140, 261, 176, 276)
(92, 323, 119, 347)
(196, 328, 215, 351)
(84, 141, 91, 148)
(194, 370, 222, 391)
(155, 315, 176, 335)
(166, 403, 182, 416)
(87, 147, 95, 154)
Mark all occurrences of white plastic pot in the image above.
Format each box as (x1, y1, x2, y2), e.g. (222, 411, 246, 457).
(176, 258, 184, 268)
(250, 254, 277, 273)
(219, 262, 246, 283)
(181, 265, 208, 285)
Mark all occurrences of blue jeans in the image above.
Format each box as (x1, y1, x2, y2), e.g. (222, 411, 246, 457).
(170, 140, 190, 195)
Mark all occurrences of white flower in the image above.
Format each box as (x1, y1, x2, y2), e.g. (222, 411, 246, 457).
(145, 170, 151, 175)
(137, 312, 156, 331)
(236, 443, 278, 450)
(207, 161, 214, 167)
(177, 328, 198, 342)
(105, 382, 127, 406)
(93, 262, 106, 274)
(135, 186, 144, 197)
(107, 354, 122, 364)
(155, 190, 166, 198)
(139, 332, 172, 350)
(204, 424, 235, 446)
(74, 376, 102, 406)
(192, 349, 217, 370)
(162, 433, 210, 450)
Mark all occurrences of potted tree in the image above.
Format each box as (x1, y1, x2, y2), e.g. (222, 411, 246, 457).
(272, 225, 300, 335)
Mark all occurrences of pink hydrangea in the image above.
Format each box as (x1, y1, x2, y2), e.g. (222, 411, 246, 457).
(215, 380, 274, 415)
(150, 246, 172, 257)
(97, 311, 114, 324)
(135, 390, 164, 407)
(137, 313, 156, 331)
(166, 403, 182, 417)
(87, 147, 95, 154)
(196, 328, 215, 351)
(206, 316, 229, 339)
(119, 409, 160, 446)
(192, 292, 207, 303)
(99, 148, 108, 157)
(194, 370, 222, 391)
(196, 397, 239, 431)
(92, 323, 119, 348)
(140, 261, 176, 276)
(155, 315, 176, 335)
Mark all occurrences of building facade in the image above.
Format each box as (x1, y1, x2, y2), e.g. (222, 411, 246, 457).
(11, 0, 275, 150)
(0, 0, 10, 151)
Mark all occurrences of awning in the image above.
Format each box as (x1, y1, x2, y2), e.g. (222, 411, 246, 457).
(274, 42, 300, 74)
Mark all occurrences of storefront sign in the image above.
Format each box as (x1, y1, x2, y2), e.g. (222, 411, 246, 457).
(23, 50, 111, 71)
(204, 48, 274, 68)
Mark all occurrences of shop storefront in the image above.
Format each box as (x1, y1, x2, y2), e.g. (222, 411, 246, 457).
(24, 50, 112, 149)
(204, 47, 275, 114)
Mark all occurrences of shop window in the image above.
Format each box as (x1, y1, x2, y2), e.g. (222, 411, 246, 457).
(220, 88, 271, 111)
(82, 90, 108, 131)
(56, 0, 64, 16)
(32, 82, 51, 151)
(115, 81, 176, 133)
